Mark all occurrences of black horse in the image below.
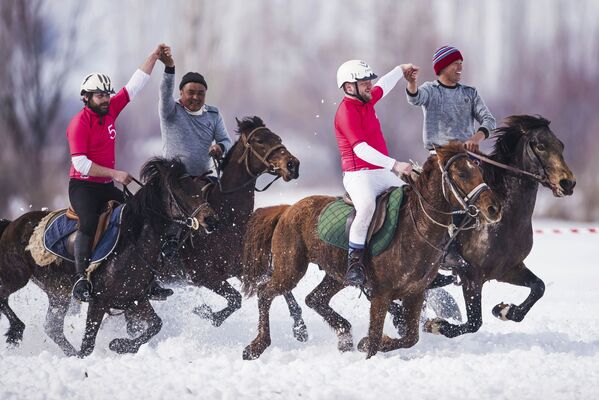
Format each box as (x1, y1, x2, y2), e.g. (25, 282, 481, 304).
(405, 115, 576, 337)
(126, 117, 308, 342)
(0, 157, 218, 356)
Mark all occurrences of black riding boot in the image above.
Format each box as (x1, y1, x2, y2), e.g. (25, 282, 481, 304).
(344, 247, 366, 287)
(72, 231, 93, 302)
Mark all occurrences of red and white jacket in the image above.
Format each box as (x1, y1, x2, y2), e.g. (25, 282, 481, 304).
(334, 66, 404, 172)
(67, 69, 149, 183)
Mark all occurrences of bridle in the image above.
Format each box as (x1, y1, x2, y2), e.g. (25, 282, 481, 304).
(124, 176, 211, 232)
(407, 152, 491, 254)
(212, 126, 289, 194)
(440, 153, 490, 219)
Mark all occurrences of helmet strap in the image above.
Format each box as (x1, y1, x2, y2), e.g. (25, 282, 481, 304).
(343, 82, 367, 103)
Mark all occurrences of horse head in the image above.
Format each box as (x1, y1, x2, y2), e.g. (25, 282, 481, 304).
(139, 157, 219, 233)
(433, 141, 502, 224)
(494, 115, 576, 197)
(235, 116, 300, 182)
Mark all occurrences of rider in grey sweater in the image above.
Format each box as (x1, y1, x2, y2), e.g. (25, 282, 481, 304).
(159, 47, 232, 176)
(406, 46, 495, 152)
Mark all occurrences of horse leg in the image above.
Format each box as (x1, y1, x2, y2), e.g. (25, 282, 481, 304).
(110, 300, 162, 354)
(283, 291, 308, 342)
(193, 279, 242, 327)
(424, 281, 483, 338)
(242, 289, 275, 360)
(0, 297, 25, 347)
(358, 291, 393, 358)
(78, 302, 107, 358)
(304, 274, 351, 351)
(492, 262, 545, 322)
(44, 294, 78, 356)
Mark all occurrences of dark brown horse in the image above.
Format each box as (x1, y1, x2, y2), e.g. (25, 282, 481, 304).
(417, 115, 576, 337)
(241, 142, 502, 359)
(0, 157, 217, 356)
(140, 117, 308, 340)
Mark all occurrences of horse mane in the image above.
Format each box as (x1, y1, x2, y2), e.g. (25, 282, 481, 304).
(415, 141, 465, 193)
(491, 115, 551, 164)
(486, 115, 551, 189)
(124, 157, 190, 238)
(219, 116, 266, 171)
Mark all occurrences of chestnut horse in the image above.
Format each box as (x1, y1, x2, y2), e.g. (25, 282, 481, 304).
(242, 142, 502, 359)
(419, 115, 576, 337)
(0, 158, 217, 356)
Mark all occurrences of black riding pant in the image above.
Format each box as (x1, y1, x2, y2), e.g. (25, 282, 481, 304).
(68, 179, 124, 237)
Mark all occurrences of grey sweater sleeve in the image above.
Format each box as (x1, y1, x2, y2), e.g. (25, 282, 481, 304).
(159, 71, 177, 119)
(214, 112, 232, 153)
(406, 83, 431, 107)
(472, 90, 496, 134)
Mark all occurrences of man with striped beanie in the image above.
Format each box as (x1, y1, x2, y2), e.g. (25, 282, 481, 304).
(406, 45, 495, 152)
(405, 45, 496, 271)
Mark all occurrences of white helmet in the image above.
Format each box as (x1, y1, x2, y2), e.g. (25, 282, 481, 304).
(80, 73, 115, 95)
(336, 60, 377, 88)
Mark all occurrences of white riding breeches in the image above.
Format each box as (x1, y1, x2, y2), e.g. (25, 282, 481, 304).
(342, 168, 406, 247)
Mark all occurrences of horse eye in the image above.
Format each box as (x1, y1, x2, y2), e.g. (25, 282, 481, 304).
(256, 139, 264, 144)
(536, 143, 546, 151)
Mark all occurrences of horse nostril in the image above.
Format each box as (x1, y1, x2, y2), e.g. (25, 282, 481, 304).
(287, 161, 296, 172)
(560, 179, 576, 193)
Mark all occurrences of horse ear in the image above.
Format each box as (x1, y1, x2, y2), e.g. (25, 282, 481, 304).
(235, 117, 242, 127)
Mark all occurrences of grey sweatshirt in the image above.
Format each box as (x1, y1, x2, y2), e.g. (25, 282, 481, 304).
(159, 70, 232, 176)
(407, 81, 496, 150)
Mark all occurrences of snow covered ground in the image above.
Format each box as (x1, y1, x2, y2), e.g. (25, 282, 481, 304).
(0, 219, 597, 400)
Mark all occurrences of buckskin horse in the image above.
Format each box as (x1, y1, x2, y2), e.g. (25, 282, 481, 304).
(417, 115, 576, 337)
(241, 141, 502, 359)
(131, 116, 308, 341)
(0, 157, 217, 357)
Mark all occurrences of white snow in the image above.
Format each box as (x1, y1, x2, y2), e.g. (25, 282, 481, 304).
(0, 220, 597, 400)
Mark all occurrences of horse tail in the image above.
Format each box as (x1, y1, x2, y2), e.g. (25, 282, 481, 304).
(241, 205, 290, 297)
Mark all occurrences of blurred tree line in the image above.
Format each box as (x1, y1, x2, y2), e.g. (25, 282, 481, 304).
(0, 0, 597, 220)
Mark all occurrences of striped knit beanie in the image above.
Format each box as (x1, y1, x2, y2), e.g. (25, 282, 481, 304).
(432, 46, 463, 75)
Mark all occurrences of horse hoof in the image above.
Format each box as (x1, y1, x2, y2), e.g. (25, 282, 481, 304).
(109, 338, 137, 354)
(492, 303, 511, 321)
(193, 304, 213, 320)
(293, 322, 308, 343)
(423, 318, 444, 335)
(357, 337, 369, 353)
(242, 346, 261, 361)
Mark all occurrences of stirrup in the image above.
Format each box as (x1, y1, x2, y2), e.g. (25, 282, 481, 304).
(72, 276, 92, 302)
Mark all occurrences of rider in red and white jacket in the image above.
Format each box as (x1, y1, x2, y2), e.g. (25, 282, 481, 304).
(334, 60, 415, 286)
(67, 44, 171, 302)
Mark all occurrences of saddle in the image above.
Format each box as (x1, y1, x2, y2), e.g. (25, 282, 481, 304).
(317, 186, 405, 256)
(26, 201, 126, 270)
(343, 188, 395, 246)
(64, 200, 122, 255)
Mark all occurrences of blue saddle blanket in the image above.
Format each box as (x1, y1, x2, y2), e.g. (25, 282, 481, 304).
(43, 204, 126, 263)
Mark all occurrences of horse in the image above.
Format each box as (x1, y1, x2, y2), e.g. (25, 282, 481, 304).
(414, 115, 576, 338)
(241, 141, 502, 359)
(129, 116, 308, 341)
(0, 157, 218, 357)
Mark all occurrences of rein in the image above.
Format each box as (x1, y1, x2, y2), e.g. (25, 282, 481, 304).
(212, 126, 285, 194)
(466, 150, 547, 183)
(123, 176, 208, 231)
(407, 152, 488, 254)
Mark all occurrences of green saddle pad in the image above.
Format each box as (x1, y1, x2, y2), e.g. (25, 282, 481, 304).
(317, 186, 404, 256)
